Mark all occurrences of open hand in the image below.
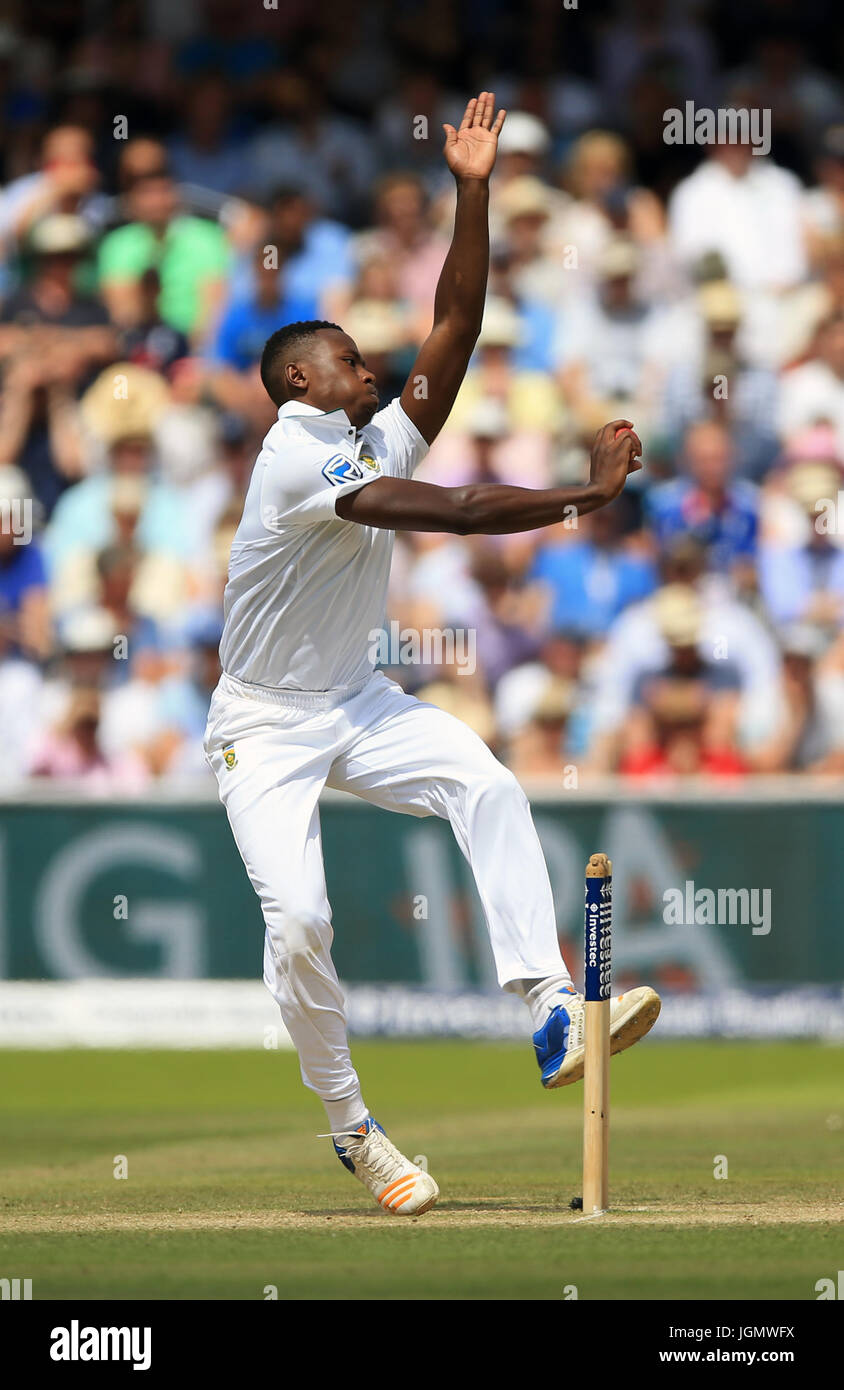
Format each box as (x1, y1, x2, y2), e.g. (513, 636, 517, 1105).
(443, 92, 506, 182)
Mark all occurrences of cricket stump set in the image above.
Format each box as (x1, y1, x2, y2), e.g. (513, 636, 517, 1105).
(576, 851, 613, 1216)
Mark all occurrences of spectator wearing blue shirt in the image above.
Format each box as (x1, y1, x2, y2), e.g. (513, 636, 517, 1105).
(531, 495, 657, 635)
(212, 243, 318, 371)
(647, 420, 759, 573)
(512, 295, 558, 373)
(227, 188, 354, 317)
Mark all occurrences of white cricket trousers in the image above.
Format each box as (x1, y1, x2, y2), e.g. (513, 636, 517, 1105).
(204, 669, 565, 1102)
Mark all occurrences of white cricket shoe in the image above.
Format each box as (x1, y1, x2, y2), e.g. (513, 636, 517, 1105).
(534, 984, 662, 1088)
(323, 1117, 440, 1215)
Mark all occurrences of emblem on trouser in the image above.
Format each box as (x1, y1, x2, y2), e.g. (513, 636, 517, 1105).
(223, 745, 237, 768)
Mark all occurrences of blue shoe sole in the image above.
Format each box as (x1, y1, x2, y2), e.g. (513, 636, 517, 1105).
(540, 988, 662, 1089)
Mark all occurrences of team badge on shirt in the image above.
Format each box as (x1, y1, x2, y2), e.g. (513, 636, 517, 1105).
(321, 452, 382, 486)
(223, 745, 237, 769)
(322, 454, 365, 486)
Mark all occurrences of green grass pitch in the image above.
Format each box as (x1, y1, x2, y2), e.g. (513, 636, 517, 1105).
(0, 1041, 841, 1300)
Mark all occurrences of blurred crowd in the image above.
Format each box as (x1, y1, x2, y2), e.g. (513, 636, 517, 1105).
(2, 0, 844, 790)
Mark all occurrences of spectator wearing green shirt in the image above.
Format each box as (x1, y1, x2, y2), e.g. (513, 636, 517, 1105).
(98, 170, 229, 346)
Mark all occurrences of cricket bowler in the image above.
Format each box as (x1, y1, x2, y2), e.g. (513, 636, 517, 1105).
(204, 93, 661, 1215)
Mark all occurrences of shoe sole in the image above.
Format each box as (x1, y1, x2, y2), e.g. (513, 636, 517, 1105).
(543, 987, 662, 1089)
(409, 1189, 439, 1216)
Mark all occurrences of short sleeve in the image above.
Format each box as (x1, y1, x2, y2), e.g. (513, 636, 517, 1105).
(366, 397, 429, 479)
(259, 438, 380, 530)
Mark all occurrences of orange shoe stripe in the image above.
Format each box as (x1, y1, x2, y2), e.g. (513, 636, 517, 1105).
(380, 1180, 417, 1209)
(390, 1188, 417, 1210)
(379, 1174, 417, 1203)
(380, 1181, 417, 1209)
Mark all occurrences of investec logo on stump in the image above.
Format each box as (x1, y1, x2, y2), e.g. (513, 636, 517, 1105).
(50, 1321, 151, 1372)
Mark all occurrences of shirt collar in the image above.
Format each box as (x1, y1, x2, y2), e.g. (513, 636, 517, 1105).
(277, 401, 356, 435)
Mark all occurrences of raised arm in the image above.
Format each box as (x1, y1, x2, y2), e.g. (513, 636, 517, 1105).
(398, 92, 505, 445)
(336, 421, 643, 533)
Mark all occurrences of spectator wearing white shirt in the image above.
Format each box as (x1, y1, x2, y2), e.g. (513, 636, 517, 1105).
(669, 140, 808, 294)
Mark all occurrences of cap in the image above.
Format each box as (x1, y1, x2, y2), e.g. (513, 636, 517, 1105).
(654, 584, 704, 648)
(498, 175, 552, 223)
(343, 299, 407, 355)
(598, 237, 639, 278)
(29, 213, 91, 256)
(497, 111, 550, 157)
(786, 460, 841, 512)
(466, 396, 509, 439)
(477, 296, 524, 348)
(697, 279, 742, 327)
(81, 363, 170, 447)
(532, 675, 576, 724)
(60, 607, 119, 654)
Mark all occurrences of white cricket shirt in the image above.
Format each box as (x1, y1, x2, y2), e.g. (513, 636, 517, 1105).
(219, 397, 428, 691)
